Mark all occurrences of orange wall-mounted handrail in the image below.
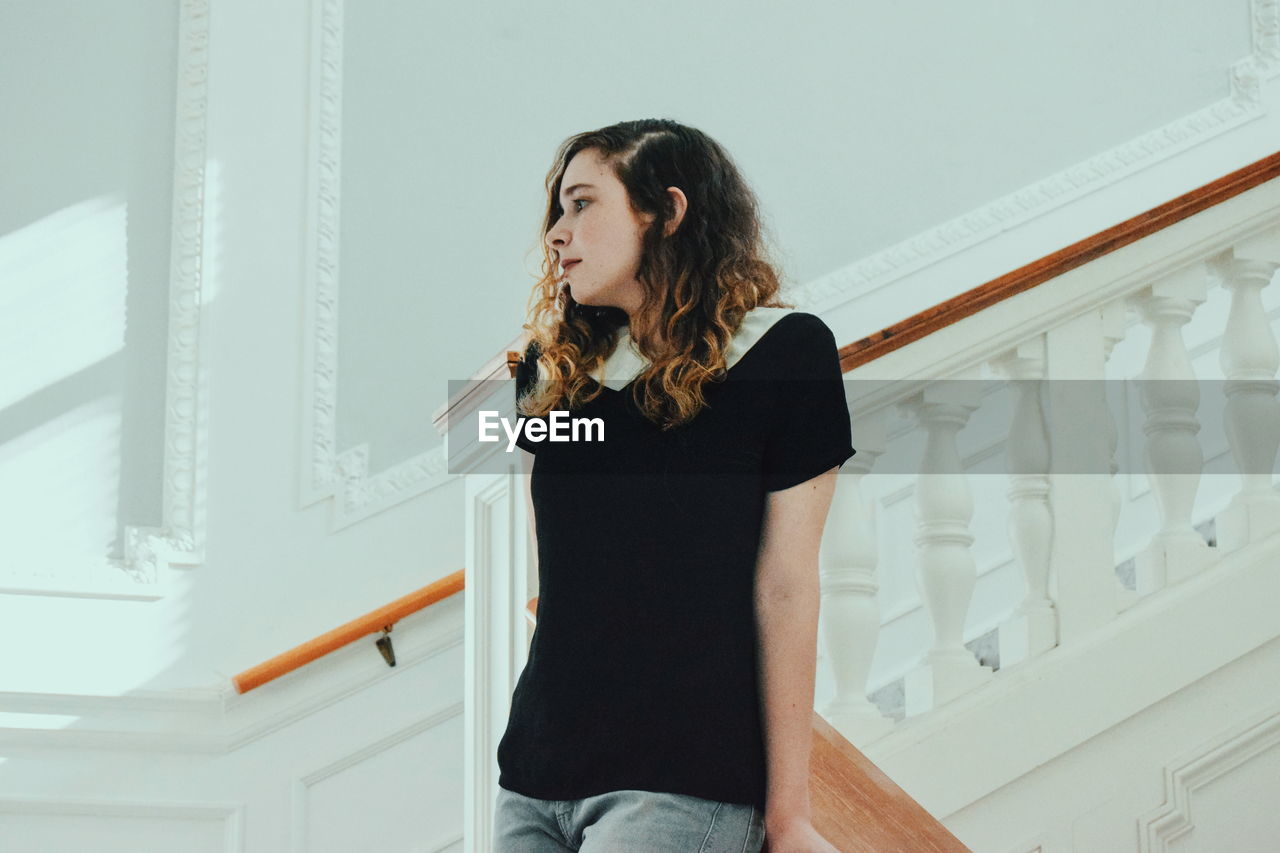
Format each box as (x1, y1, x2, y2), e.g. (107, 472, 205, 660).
(231, 569, 465, 694)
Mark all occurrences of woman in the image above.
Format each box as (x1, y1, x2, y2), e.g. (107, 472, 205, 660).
(494, 119, 855, 852)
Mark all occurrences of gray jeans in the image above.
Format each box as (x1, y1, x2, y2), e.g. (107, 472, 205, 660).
(493, 785, 765, 852)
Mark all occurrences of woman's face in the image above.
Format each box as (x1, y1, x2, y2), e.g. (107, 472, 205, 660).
(545, 148, 653, 316)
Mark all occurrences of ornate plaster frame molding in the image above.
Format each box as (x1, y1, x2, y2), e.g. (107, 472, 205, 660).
(299, 0, 452, 529)
(1137, 700, 1280, 851)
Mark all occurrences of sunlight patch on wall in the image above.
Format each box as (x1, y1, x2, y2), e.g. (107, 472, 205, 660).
(0, 196, 128, 411)
(0, 396, 123, 582)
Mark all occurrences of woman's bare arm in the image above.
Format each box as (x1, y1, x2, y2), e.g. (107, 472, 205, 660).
(753, 466, 841, 851)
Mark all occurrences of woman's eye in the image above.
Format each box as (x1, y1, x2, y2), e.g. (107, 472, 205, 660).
(572, 199, 588, 212)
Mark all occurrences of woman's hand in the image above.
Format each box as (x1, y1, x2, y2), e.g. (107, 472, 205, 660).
(763, 815, 841, 853)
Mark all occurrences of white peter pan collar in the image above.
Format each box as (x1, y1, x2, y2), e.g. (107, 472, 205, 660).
(547, 306, 797, 391)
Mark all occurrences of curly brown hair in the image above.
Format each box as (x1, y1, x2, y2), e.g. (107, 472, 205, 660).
(519, 118, 793, 430)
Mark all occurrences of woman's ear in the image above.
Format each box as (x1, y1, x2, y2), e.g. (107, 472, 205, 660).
(664, 186, 688, 237)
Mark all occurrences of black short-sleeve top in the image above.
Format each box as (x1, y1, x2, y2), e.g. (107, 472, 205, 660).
(497, 307, 855, 809)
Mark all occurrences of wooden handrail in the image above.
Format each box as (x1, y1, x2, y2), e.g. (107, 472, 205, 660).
(838, 149, 1280, 370)
(231, 569, 464, 694)
(809, 714, 971, 852)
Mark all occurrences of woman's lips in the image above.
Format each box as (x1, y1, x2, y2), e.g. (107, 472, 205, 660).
(563, 260, 580, 274)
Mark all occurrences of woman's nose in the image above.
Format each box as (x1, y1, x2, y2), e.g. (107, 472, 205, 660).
(545, 219, 569, 251)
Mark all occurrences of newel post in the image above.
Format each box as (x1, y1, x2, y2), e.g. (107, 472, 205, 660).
(1043, 305, 1123, 645)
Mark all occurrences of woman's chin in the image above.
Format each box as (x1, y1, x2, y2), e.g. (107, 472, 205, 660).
(570, 284, 628, 313)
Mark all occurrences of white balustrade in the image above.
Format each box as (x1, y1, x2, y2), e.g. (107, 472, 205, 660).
(815, 235, 1275, 729)
(811, 229, 1279, 741)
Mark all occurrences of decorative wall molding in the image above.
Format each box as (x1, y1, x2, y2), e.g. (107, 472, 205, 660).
(0, 796, 243, 853)
(120, 0, 213, 587)
(1251, 0, 1280, 69)
(298, 0, 455, 528)
(301, 0, 347, 510)
(290, 701, 463, 853)
(790, 4, 1280, 316)
(1137, 700, 1280, 852)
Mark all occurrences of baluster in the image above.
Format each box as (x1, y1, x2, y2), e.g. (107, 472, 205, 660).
(1132, 264, 1217, 592)
(900, 378, 992, 716)
(991, 338, 1054, 669)
(819, 408, 894, 741)
(1215, 228, 1280, 552)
